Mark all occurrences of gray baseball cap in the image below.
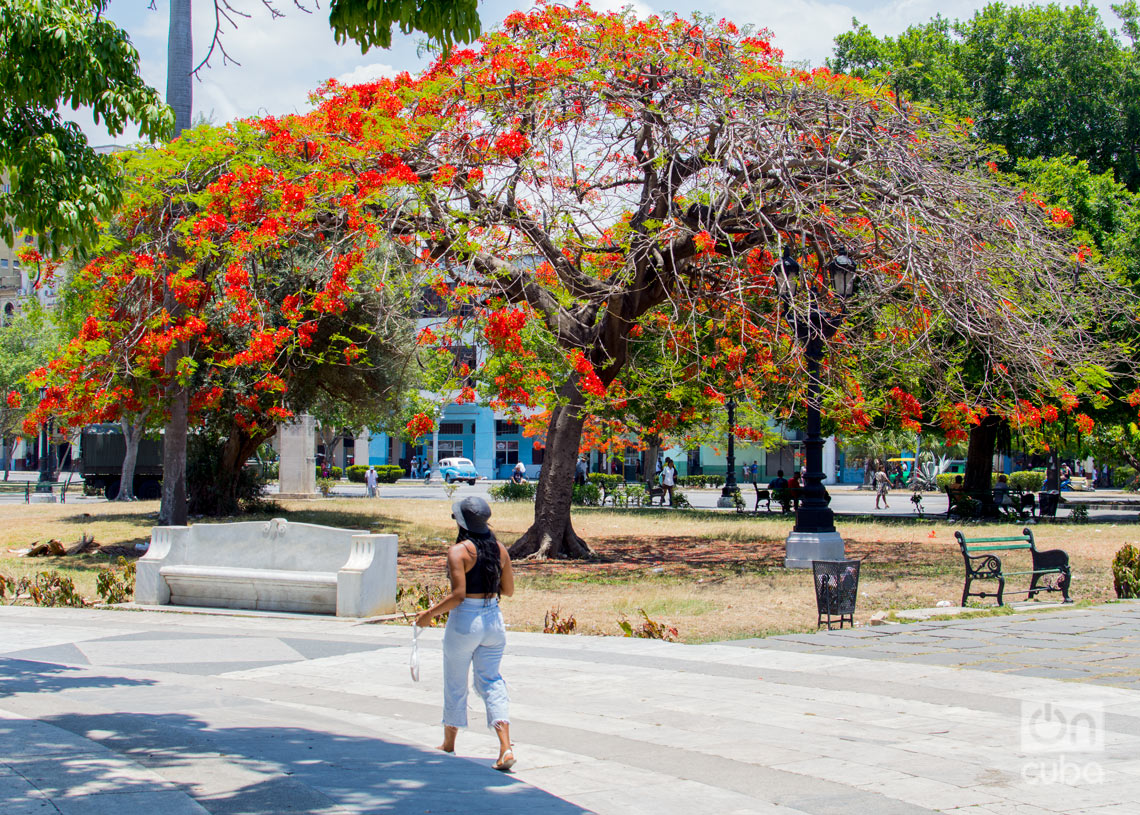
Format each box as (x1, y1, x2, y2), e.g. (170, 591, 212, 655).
(452, 496, 491, 534)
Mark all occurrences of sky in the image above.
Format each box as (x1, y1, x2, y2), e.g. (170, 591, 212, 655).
(79, 0, 1133, 145)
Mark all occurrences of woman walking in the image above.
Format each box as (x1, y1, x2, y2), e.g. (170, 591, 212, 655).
(415, 497, 516, 770)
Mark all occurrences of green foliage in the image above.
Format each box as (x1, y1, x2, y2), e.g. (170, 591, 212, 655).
(329, 0, 481, 52)
(586, 473, 622, 492)
(186, 434, 266, 516)
(346, 464, 369, 482)
(21, 571, 85, 607)
(617, 609, 678, 641)
(315, 466, 345, 480)
(397, 582, 450, 623)
(316, 477, 336, 496)
(0, 0, 173, 253)
(1112, 544, 1140, 598)
(543, 607, 577, 634)
(1115, 465, 1138, 489)
(347, 464, 403, 483)
(830, 4, 1140, 188)
(677, 474, 726, 489)
(571, 482, 602, 506)
(1068, 503, 1090, 523)
(935, 473, 959, 493)
(670, 488, 692, 509)
(488, 480, 536, 501)
(1008, 471, 1046, 493)
(95, 556, 135, 604)
(623, 484, 649, 506)
(0, 309, 58, 442)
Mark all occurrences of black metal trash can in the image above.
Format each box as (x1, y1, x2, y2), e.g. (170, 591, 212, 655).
(812, 560, 861, 630)
(1038, 491, 1060, 518)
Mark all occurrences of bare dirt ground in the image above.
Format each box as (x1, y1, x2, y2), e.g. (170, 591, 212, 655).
(0, 499, 1129, 641)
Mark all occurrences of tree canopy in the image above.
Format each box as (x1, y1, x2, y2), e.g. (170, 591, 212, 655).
(288, 3, 1129, 555)
(0, 0, 173, 253)
(829, 2, 1140, 189)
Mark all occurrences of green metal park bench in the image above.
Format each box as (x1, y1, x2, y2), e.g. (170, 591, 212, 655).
(954, 528, 1072, 607)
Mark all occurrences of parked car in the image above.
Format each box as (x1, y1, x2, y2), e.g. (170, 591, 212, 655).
(439, 457, 479, 484)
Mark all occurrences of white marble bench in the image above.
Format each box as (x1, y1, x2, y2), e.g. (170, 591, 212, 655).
(135, 518, 397, 617)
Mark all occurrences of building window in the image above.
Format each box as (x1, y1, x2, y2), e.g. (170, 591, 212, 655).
(438, 422, 464, 435)
(438, 439, 464, 458)
(531, 442, 544, 466)
(495, 440, 519, 467)
(0, 259, 7, 268)
(495, 420, 520, 435)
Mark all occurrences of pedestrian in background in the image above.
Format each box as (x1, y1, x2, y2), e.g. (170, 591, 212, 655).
(365, 465, 378, 498)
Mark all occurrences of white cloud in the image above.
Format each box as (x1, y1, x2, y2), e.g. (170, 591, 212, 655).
(335, 63, 400, 86)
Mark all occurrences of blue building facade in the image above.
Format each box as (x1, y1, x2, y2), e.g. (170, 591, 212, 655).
(367, 404, 544, 480)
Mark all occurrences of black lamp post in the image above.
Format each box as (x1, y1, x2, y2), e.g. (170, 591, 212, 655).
(717, 397, 739, 507)
(773, 246, 857, 567)
(33, 390, 56, 501)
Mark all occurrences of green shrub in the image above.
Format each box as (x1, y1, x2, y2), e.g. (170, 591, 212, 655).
(624, 484, 648, 506)
(571, 482, 602, 506)
(587, 473, 622, 492)
(1007, 471, 1045, 493)
(1112, 544, 1140, 598)
(489, 480, 537, 501)
(1115, 466, 1138, 490)
(96, 557, 136, 604)
(935, 473, 958, 493)
(346, 465, 369, 483)
(671, 488, 692, 509)
(1068, 503, 1089, 523)
(260, 461, 280, 480)
(378, 465, 404, 483)
(23, 572, 85, 607)
(316, 477, 336, 496)
(315, 466, 344, 480)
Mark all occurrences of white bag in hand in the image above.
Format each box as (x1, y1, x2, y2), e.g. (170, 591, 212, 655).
(409, 624, 421, 682)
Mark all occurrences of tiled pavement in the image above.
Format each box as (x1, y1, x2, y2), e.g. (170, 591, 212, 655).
(2, 604, 1140, 814)
(734, 604, 1140, 690)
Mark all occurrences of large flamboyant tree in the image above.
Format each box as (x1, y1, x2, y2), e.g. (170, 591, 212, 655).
(276, 3, 1131, 558)
(26, 123, 418, 515)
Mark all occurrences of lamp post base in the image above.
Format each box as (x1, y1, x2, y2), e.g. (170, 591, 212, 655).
(29, 489, 57, 504)
(784, 530, 845, 569)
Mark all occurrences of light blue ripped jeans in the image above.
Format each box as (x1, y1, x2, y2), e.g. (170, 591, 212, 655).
(442, 597, 509, 730)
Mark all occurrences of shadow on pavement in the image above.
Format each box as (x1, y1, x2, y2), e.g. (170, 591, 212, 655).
(0, 658, 158, 696)
(32, 710, 589, 814)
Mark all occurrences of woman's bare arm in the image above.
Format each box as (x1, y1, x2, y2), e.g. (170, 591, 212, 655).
(415, 544, 473, 626)
(498, 543, 515, 597)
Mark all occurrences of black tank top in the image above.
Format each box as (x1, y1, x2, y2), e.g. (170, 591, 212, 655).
(465, 543, 495, 594)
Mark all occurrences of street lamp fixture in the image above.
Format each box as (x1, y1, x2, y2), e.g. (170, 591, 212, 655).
(31, 389, 57, 503)
(774, 246, 858, 567)
(716, 397, 739, 508)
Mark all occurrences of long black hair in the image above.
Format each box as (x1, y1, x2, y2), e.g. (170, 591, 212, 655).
(457, 527, 502, 598)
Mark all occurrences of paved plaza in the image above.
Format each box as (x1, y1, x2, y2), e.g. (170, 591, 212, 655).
(2, 604, 1140, 814)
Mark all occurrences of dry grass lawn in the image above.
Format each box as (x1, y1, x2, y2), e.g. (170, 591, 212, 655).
(0, 497, 1131, 642)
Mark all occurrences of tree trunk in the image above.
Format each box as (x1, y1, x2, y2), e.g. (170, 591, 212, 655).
(508, 384, 595, 560)
(216, 429, 271, 515)
(644, 436, 660, 486)
(159, 386, 188, 525)
(115, 413, 146, 502)
(167, 0, 192, 136)
(964, 414, 1002, 493)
